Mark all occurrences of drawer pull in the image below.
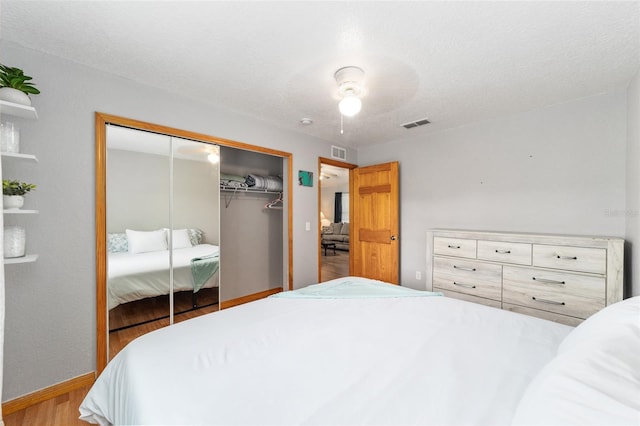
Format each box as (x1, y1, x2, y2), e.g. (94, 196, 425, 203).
(453, 281, 476, 289)
(532, 277, 566, 285)
(448, 245, 461, 249)
(495, 249, 511, 254)
(532, 296, 565, 306)
(556, 255, 578, 260)
(453, 265, 476, 272)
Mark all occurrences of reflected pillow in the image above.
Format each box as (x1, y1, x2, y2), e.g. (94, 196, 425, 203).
(126, 229, 168, 254)
(170, 229, 192, 249)
(188, 228, 204, 245)
(107, 233, 128, 253)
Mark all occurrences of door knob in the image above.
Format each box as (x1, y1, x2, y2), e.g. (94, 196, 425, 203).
(390, 235, 397, 241)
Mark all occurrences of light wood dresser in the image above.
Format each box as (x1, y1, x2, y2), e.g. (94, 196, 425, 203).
(426, 229, 624, 326)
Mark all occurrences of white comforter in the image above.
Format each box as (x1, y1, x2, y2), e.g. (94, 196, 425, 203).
(108, 244, 219, 310)
(82, 277, 571, 425)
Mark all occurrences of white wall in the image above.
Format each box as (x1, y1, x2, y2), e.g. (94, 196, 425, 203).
(320, 181, 349, 223)
(626, 68, 640, 297)
(359, 92, 628, 291)
(218, 147, 283, 301)
(107, 149, 220, 243)
(0, 41, 356, 401)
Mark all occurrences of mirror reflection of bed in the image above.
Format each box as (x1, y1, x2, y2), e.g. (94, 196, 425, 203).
(106, 125, 220, 357)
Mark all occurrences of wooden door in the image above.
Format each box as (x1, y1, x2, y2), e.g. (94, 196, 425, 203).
(351, 161, 399, 284)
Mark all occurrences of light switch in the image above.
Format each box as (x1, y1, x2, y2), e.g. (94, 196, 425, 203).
(305, 221, 311, 231)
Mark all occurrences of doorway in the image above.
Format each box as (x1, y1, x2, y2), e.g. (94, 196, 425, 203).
(318, 157, 357, 282)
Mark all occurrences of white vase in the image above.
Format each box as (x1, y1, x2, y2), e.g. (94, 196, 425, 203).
(3, 195, 24, 210)
(0, 121, 20, 153)
(4, 225, 26, 258)
(0, 87, 31, 106)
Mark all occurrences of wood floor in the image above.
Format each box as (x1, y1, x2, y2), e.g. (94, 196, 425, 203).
(3, 385, 92, 426)
(321, 249, 350, 281)
(110, 302, 219, 359)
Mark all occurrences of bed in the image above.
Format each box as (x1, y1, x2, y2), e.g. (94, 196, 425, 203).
(108, 243, 220, 310)
(81, 277, 640, 425)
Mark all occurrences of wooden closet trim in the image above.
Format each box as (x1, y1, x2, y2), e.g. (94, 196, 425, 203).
(95, 112, 293, 374)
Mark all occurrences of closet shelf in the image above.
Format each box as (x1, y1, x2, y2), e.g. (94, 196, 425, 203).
(220, 185, 281, 194)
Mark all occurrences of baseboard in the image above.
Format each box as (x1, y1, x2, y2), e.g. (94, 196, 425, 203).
(2, 371, 95, 416)
(220, 287, 282, 309)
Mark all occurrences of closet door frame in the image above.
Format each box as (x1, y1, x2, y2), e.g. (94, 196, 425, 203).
(96, 112, 293, 374)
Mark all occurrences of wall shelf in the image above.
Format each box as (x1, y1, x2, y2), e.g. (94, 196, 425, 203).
(2, 102, 39, 265)
(0, 100, 38, 120)
(3, 209, 38, 214)
(1, 152, 38, 162)
(4, 254, 38, 265)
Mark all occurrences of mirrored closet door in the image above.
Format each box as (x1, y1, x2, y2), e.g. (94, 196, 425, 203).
(102, 123, 220, 362)
(97, 113, 293, 373)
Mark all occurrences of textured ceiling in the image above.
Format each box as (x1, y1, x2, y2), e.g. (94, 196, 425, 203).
(2, 1, 639, 148)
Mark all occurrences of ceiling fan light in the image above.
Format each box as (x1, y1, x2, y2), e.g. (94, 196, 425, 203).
(207, 153, 220, 164)
(339, 95, 362, 117)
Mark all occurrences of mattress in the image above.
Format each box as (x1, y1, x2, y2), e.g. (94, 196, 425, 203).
(81, 277, 573, 425)
(107, 243, 219, 310)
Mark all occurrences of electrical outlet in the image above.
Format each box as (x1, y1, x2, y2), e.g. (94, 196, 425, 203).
(415, 271, 421, 280)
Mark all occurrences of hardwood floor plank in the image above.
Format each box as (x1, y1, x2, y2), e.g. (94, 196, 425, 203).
(321, 249, 350, 282)
(4, 385, 92, 426)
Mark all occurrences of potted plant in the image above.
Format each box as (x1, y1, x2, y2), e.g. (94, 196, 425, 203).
(2, 179, 36, 210)
(0, 64, 40, 106)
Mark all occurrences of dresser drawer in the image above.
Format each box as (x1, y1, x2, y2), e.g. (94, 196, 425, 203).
(502, 303, 583, 326)
(433, 237, 476, 259)
(440, 289, 502, 309)
(433, 256, 501, 301)
(532, 244, 606, 274)
(503, 266, 605, 319)
(477, 240, 532, 265)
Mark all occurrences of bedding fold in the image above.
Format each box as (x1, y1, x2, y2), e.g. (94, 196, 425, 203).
(271, 277, 443, 299)
(220, 173, 248, 188)
(245, 173, 283, 191)
(190, 253, 220, 293)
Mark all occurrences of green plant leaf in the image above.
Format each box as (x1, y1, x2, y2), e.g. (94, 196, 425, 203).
(0, 63, 39, 95)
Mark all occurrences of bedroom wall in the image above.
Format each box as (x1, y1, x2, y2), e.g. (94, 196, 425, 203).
(0, 41, 356, 401)
(107, 150, 220, 243)
(625, 68, 640, 297)
(358, 91, 628, 291)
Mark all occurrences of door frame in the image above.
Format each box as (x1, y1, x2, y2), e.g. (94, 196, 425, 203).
(317, 157, 357, 283)
(96, 112, 293, 374)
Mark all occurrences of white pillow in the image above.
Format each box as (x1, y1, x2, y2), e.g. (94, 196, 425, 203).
(168, 228, 192, 249)
(512, 296, 640, 425)
(558, 296, 640, 354)
(126, 229, 168, 254)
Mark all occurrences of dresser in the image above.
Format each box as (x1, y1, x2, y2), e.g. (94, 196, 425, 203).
(427, 229, 624, 326)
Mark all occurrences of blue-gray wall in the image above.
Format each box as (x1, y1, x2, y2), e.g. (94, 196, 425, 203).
(359, 91, 629, 291)
(0, 41, 356, 401)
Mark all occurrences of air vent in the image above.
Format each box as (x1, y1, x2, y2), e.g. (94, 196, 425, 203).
(331, 145, 347, 161)
(401, 118, 430, 129)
